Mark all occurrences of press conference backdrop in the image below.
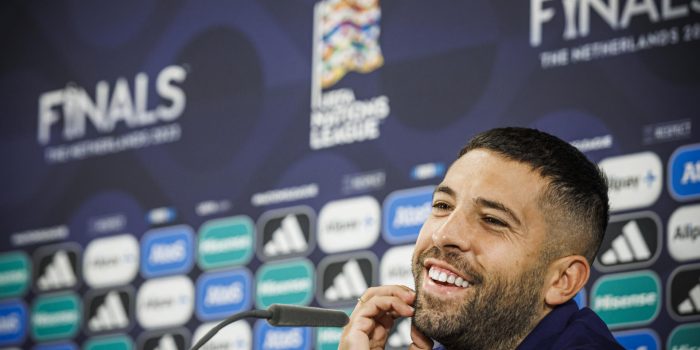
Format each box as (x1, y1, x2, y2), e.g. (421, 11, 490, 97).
(1, 1, 699, 349)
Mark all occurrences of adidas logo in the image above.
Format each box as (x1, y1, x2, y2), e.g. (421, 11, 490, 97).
(140, 331, 188, 350)
(87, 290, 131, 333)
(36, 249, 78, 291)
(318, 253, 377, 306)
(600, 220, 651, 264)
(678, 281, 700, 315)
(325, 259, 368, 301)
(388, 318, 412, 348)
(153, 334, 179, 350)
(263, 214, 308, 257)
(595, 213, 659, 272)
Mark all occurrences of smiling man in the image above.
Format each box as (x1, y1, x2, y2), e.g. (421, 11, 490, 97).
(340, 128, 624, 350)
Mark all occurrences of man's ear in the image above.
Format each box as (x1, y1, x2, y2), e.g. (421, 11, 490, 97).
(544, 255, 590, 306)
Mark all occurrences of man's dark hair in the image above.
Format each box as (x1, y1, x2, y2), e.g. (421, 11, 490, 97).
(459, 127, 609, 264)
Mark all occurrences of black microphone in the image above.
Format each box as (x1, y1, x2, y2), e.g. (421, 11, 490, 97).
(190, 304, 349, 350)
(268, 304, 349, 327)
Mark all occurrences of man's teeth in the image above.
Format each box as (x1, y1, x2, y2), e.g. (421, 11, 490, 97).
(428, 266, 470, 288)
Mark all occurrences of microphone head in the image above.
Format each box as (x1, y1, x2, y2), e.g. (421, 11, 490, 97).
(267, 304, 349, 327)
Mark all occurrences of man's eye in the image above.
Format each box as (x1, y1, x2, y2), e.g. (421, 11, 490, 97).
(484, 216, 507, 227)
(432, 202, 451, 211)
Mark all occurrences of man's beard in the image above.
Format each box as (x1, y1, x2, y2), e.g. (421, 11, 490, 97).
(412, 247, 547, 350)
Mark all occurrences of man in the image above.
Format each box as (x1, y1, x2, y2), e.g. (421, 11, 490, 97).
(340, 128, 624, 349)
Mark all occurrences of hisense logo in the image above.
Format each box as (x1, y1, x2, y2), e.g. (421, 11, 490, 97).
(38, 65, 187, 145)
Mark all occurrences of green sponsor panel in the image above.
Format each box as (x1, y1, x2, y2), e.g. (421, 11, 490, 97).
(668, 323, 700, 350)
(198, 216, 254, 270)
(256, 259, 314, 309)
(316, 309, 352, 350)
(0, 252, 30, 298)
(84, 335, 133, 350)
(31, 293, 81, 341)
(591, 270, 660, 329)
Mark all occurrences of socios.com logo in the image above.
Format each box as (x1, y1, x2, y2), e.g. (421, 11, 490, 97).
(0, 301, 27, 346)
(136, 275, 194, 329)
(255, 320, 311, 350)
(667, 323, 700, 350)
(194, 321, 251, 350)
(255, 259, 314, 309)
(383, 186, 433, 244)
(667, 204, 700, 262)
(196, 269, 252, 321)
(317, 196, 380, 253)
(669, 143, 700, 201)
(598, 152, 662, 212)
(613, 329, 659, 350)
(198, 216, 254, 270)
(83, 234, 139, 288)
(31, 293, 81, 342)
(141, 225, 194, 278)
(591, 270, 660, 329)
(0, 252, 30, 299)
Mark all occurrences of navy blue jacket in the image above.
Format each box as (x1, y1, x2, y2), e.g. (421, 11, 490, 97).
(434, 300, 624, 349)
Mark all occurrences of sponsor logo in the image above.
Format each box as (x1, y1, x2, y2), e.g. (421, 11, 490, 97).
(0, 252, 30, 298)
(196, 269, 252, 321)
(669, 143, 700, 201)
(33, 244, 80, 293)
(255, 259, 314, 309)
(87, 214, 126, 235)
(383, 186, 433, 244)
(0, 301, 27, 345)
(84, 234, 139, 288)
(85, 288, 133, 334)
(197, 216, 254, 270)
(251, 184, 319, 207)
(138, 329, 189, 350)
(573, 288, 587, 309)
(570, 134, 613, 152)
(315, 309, 352, 350)
(317, 196, 380, 253)
(598, 152, 662, 212)
(591, 270, 661, 329)
(668, 323, 700, 350)
(147, 207, 177, 225)
(309, 0, 390, 150)
(410, 163, 445, 181)
(141, 225, 194, 278)
(193, 321, 251, 350)
(84, 335, 133, 350)
(614, 329, 660, 350)
(644, 119, 692, 145)
(254, 320, 311, 350)
(387, 318, 412, 350)
(257, 207, 314, 261)
(380, 245, 415, 289)
(668, 263, 700, 321)
(667, 204, 700, 262)
(33, 342, 78, 350)
(342, 170, 386, 194)
(136, 276, 194, 329)
(31, 293, 81, 341)
(318, 252, 377, 307)
(594, 211, 661, 272)
(196, 199, 232, 217)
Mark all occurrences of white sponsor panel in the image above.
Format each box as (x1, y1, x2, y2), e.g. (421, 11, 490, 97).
(136, 275, 194, 329)
(318, 196, 380, 253)
(598, 152, 662, 212)
(193, 320, 251, 350)
(84, 234, 139, 288)
(380, 245, 415, 289)
(667, 204, 700, 262)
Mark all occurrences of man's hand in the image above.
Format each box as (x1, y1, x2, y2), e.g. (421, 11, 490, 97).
(339, 285, 434, 350)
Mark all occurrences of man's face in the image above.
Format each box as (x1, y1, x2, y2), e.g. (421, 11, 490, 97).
(411, 149, 552, 349)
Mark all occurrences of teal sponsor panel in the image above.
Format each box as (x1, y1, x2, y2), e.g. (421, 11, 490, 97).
(198, 216, 255, 270)
(0, 252, 30, 298)
(255, 259, 314, 309)
(84, 335, 133, 350)
(31, 293, 81, 341)
(591, 270, 661, 329)
(667, 323, 700, 350)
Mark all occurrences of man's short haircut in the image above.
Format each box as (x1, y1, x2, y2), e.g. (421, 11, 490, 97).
(459, 127, 609, 264)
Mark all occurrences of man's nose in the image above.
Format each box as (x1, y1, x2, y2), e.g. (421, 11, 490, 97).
(431, 210, 472, 251)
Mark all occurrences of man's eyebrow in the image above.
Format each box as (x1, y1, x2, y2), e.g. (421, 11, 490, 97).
(474, 197, 522, 226)
(433, 185, 456, 198)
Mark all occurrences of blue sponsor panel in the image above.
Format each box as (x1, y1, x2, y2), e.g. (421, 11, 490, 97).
(196, 269, 252, 321)
(383, 186, 434, 244)
(140, 225, 194, 278)
(0, 300, 27, 346)
(34, 342, 78, 350)
(614, 329, 659, 350)
(254, 320, 311, 350)
(669, 144, 700, 201)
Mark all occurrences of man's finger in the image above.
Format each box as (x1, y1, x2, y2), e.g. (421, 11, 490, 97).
(409, 323, 434, 350)
(358, 285, 415, 306)
(353, 295, 415, 323)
